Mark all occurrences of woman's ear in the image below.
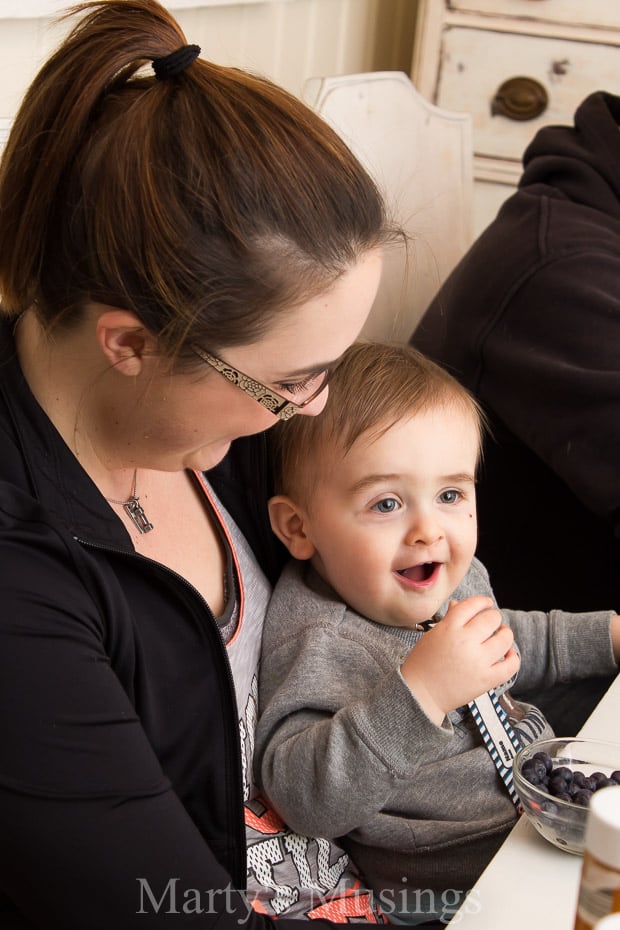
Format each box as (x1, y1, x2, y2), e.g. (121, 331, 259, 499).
(268, 495, 316, 560)
(95, 308, 156, 377)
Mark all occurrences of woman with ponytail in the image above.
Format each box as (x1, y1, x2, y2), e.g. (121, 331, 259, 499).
(0, 2, 396, 926)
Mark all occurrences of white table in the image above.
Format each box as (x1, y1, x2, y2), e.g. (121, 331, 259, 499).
(451, 673, 620, 929)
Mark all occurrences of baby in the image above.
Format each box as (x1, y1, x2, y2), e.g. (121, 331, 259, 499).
(255, 341, 620, 926)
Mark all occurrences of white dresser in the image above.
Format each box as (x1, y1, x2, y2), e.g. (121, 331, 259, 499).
(411, 1, 620, 234)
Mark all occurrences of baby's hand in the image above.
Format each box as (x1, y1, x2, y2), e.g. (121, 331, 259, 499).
(401, 596, 520, 725)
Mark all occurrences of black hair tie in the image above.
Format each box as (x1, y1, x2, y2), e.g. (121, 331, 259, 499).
(153, 44, 201, 80)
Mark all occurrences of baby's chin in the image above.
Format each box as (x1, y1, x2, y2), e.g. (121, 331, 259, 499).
(354, 597, 447, 631)
(374, 593, 446, 630)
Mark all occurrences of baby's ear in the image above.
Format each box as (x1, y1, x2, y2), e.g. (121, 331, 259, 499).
(268, 495, 316, 560)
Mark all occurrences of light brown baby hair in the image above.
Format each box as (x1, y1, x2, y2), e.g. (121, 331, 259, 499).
(271, 340, 486, 505)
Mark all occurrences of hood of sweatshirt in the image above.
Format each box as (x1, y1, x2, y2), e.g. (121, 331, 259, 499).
(518, 91, 620, 218)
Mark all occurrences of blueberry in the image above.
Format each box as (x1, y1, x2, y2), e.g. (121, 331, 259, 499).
(555, 791, 572, 803)
(589, 771, 609, 786)
(533, 751, 553, 774)
(549, 775, 569, 795)
(540, 799, 559, 814)
(595, 777, 617, 790)
(522, 759, 548, 785)
(610, 771, 620, 785)
(532, 759, 549, 782)
(551, 766, 573, 783)
(573, 789, 594, 807)
(572, 771, 588, 789)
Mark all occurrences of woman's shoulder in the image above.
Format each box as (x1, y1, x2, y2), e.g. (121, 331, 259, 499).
(0, 479, 107, 640)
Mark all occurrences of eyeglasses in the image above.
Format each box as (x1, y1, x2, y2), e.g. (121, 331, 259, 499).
(191, 345, 331, 421)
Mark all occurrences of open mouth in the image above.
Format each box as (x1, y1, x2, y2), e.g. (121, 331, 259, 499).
(396, 562, 440, 585)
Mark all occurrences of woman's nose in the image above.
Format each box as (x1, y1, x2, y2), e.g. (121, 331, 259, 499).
(297, 386, 330, 417)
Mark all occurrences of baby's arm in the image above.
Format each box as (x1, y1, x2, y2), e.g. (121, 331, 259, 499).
(256, 590, 522, 839)
(255, 620, 456, 840)
(400, 596, 520, 725)
(500, 605, 618, 694)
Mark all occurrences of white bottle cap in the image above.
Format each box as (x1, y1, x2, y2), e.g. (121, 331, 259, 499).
(593, 915, 620, 930)
(585, 785, 620, 867)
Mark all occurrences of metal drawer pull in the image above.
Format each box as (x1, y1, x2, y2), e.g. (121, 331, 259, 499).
(491, 76, 548, 121)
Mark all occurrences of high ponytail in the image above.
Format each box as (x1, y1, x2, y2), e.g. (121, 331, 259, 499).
(0, 1, 187, 316)
(0, 0, 395, 357)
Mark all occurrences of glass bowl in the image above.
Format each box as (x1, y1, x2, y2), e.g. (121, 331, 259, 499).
(513, 737, 620, 855)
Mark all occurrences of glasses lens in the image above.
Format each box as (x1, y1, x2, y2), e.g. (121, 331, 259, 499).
(297, 369, 331, 407)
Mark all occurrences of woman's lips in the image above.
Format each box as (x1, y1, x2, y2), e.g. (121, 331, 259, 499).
(395, 561, 441, 588)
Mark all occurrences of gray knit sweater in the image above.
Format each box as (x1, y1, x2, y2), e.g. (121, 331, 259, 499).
(255, 557, 617, 907)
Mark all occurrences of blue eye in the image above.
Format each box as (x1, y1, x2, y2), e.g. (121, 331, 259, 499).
(372, 498, 401, 514)
(439, 489, 462, 505)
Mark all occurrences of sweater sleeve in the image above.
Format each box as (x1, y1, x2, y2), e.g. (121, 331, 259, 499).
(503, 605, 618, 694)
(445, 557, 618, 695)
(255, 567, 453, 840)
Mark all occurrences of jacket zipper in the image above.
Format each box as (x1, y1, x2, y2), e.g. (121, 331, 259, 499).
(73, 534, 248, 886)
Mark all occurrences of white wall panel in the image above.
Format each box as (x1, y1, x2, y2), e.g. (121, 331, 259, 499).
(0, 0, 416, 121)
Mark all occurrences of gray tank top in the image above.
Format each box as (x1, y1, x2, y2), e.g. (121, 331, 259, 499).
(197, 474, 382, 922)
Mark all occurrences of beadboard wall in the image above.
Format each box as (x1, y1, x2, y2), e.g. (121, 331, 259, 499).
(0, 0, 417, 136)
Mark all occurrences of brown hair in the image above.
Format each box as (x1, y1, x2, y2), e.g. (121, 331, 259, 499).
(272, 340, 486, 501)
(0, 0, 394, 359)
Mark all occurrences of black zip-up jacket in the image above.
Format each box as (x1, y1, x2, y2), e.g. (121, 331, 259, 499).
(0, 321, 304, 930)
(413, 91, 620, 615)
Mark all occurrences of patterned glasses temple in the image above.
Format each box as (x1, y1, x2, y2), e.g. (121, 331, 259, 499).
(190, 345, 330, 421)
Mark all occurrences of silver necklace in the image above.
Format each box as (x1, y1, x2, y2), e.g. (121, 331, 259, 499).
(104, 469, 154, 534)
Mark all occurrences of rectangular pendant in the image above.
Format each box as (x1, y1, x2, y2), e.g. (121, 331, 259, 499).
(124, 498, 154, 534)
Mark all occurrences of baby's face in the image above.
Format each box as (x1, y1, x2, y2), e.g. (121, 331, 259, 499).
(306, 403, 480, 628)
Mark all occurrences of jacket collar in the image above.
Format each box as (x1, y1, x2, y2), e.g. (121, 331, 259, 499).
(0, 317, 134, 551)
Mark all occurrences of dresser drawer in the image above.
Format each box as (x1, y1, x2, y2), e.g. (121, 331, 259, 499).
(450, 0, 620, 30)
(436, 26, 620, 160)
